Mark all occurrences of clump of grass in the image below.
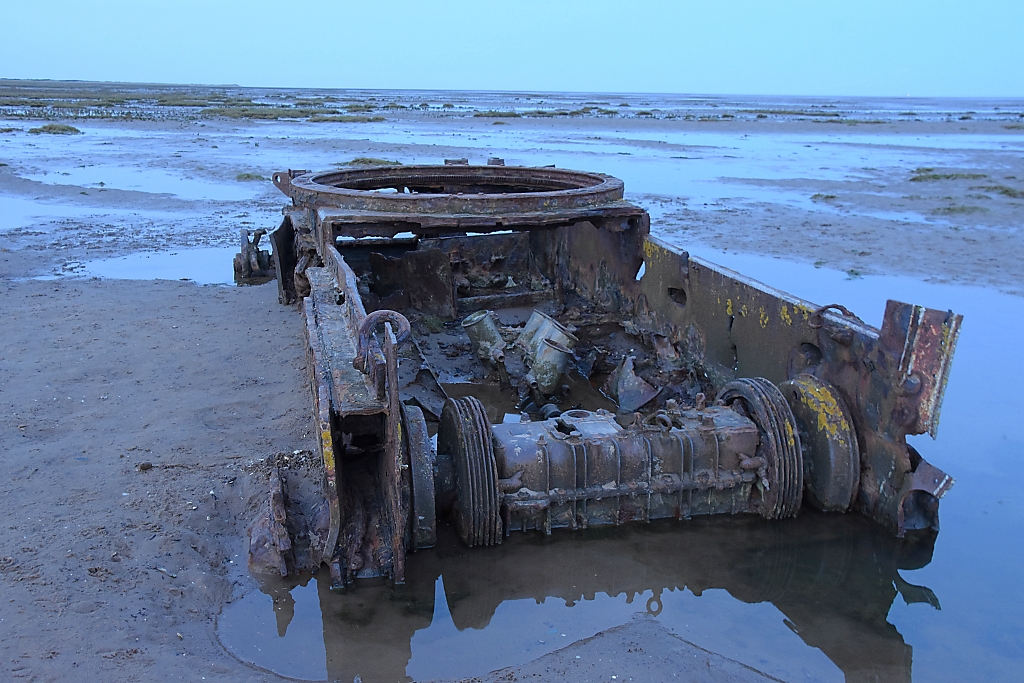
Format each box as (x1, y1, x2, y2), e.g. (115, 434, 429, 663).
(202, 106, 340, 120)
(973, 184, 1024, 199)
(442, 103, 454, 109)
(1004, 124, 1024, 130)
(341, 157, 402, 167)
(813, 260, 827, 268)
(492, 121, 507, 125)
(910, 168, 987, 182)
(635, 110, 654, 117)
(307, 115, 385, 123)
(236, 172, 266, 181)
(0, 127, 19, 133)
(473, 110, 521, 118)
(846, 269, 863, 280)
(811, 193, 837, 201)
(28, 123, 82, 135)
(741, 109, 841, 118)
(932, 205, 988, 215)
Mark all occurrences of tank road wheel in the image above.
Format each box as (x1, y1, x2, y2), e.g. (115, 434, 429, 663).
(402, 404, 437, 549)
(717, 378, 804, 519)
(778, 374, 860, 512)
(438, 397, 502, 547)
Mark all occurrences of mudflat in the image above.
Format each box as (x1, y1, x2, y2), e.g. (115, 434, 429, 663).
(1, 82, 1022, 682)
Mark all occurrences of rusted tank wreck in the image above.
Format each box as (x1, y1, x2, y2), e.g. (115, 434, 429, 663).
(245, 162, 960, 589)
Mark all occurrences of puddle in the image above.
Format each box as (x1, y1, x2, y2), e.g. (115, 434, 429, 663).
(81, 247, 239, 285)
(218, 255, 1024, 683)
(22, 165, 261, 201)
(220, 513, 930, 683)
(218, 577, 328, 681)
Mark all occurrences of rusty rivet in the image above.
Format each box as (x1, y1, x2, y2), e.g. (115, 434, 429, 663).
(900, 373, 922, 396)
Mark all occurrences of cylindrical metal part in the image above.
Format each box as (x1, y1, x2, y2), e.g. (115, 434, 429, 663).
(516, 310, 578, 357)
(491, 407, 762, 534)
(531, 339, 572, 395)
(462, 310, 506, 365)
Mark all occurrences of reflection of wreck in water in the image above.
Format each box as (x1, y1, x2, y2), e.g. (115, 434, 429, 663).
(248, 513, 937, 683)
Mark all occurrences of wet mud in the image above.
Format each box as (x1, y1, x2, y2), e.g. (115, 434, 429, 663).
(1, 83, 1023, 682)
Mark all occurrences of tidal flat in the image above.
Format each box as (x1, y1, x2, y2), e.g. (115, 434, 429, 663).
(1, 81, 1022, 683)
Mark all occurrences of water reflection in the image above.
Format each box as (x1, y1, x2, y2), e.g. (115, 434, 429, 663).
(220, 511, 938, 682)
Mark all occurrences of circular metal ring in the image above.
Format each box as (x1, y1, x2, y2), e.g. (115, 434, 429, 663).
(402, 404, 437, 549)
(717, 378, 804, 519)
(438, 396, 501, 547)
(280, 165, 625, 216)
(778, 374, 860, 512)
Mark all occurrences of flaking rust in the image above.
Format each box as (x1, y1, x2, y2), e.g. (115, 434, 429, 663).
(242, 162, 961, 586)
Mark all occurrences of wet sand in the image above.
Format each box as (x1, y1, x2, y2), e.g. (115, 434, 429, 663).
(2, 84, 1023, 682)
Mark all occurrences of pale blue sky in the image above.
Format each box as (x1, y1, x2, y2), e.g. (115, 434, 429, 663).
(3, 0, 1022, 96)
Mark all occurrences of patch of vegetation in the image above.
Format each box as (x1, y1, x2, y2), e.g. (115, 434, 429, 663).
(618, 103, 630, 107)
(635, 110, 655, 117)
(236, 172, 266, 181)
(442, 103, 454, 109)
(492, 121, 507, 125)
(973, 184, 1024, 199)
(0, 127, 19, 133)
(811, 193, 837, 201)
(28, 123, 82, 135)
(1004, 124, 1024, 130)
(420, 315, 446, 334)
(846, 269, 863, 279)
(341, 157, 402, 167)
(307, 115, 385, 123)
(813, 260, 827, 268)
(202, 106, 340, 120)
(741, 109, 841, 118)
(910, 168, 987, 182)
(473, 110, 521, 118)
(932, 205, 988, 215)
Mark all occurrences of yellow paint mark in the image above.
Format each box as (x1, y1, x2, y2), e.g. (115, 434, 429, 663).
(759, 307, 769, 329)
(780, 305, 793, 326)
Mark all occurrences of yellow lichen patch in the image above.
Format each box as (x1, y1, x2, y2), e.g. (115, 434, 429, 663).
(726, 299, 733, 315)
(780, 305, 793, 325)
(794, 304, 813, 321)
(797, 377, 850, 445)
(740, 304, 749, 317)
(759, 307, 769, 328)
